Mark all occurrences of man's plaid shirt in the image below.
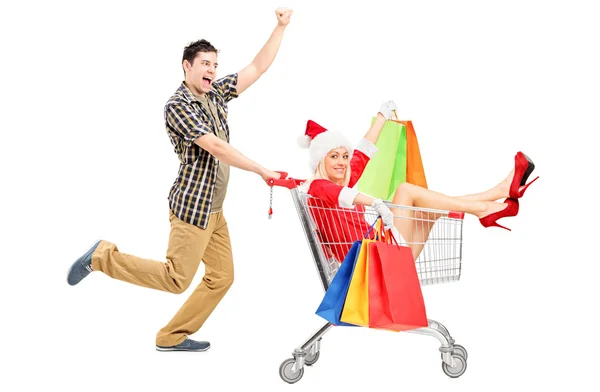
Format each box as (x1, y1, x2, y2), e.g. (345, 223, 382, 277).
(164, 74, 238, 229)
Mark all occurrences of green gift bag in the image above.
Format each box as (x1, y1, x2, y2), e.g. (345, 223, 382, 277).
(357, 118, 407, 201)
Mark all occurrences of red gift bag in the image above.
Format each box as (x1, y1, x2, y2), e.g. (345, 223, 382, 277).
(368, 220, 428, 331)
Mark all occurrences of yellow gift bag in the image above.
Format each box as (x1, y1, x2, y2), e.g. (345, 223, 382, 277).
(340, 238, 371, 326)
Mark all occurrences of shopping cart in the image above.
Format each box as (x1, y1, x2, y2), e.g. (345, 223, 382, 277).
(266, 173, 468, 383)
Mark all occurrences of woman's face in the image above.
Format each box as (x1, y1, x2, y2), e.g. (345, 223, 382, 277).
(324, 148, 349, 184)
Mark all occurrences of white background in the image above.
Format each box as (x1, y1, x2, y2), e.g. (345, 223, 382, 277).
(1, 0, 598, 390)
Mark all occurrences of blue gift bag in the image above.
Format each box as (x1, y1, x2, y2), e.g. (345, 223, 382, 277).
(315, 240, 362, 326)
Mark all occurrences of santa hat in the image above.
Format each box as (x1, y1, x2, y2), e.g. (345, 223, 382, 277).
(298, 120, 354, 173)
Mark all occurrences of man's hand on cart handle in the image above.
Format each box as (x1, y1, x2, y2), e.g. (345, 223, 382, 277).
(266, 171, 305, 191)
(262, 170, 286, 183)
(274, 171, 288, 179)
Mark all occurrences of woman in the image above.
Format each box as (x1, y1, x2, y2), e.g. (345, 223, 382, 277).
(298, 100, 539, 261)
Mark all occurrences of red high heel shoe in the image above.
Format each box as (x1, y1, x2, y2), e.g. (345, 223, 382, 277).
(510, 152, 539, 198)
(479, 198, 519, 231)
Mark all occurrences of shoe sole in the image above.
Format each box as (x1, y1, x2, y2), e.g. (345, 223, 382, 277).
(156, 345, 211, 352)
(520, 153, 535, 186)
(67, 240, 101, 285)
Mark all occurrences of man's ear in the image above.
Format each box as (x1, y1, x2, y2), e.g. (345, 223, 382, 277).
(183, 60, 191, 72)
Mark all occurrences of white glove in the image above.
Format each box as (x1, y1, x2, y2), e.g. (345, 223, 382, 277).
(371, 198, 394, 230)
(378, 100, 397, 120)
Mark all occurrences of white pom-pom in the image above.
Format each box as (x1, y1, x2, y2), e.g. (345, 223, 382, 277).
(297, 134, 311, 149)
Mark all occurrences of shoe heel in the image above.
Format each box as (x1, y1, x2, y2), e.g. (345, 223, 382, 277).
(518, 176, 539, 197)
(479, 198, 518, 231)
(480, 217, 512, 231)
(490, 221, 511, 231)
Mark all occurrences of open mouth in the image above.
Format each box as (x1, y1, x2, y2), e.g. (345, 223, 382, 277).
(202, 76, 213, 88)
(334, 168, 346, 174)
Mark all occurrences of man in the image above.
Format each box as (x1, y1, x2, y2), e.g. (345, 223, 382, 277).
(67, 8, 293, 352)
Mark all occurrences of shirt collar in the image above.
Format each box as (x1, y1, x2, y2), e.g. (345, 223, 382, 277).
(179, 81, 215, 103)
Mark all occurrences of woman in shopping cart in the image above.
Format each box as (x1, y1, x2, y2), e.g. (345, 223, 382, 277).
(296, 100, 538, 261)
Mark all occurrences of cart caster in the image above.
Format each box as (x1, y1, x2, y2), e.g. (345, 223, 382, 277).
(279, 358, 304, 384)
(440, 344, 468, 361)
(452, 344, 468, 360)
(441, 354, 467, 378)
(305, 350, 320, 366)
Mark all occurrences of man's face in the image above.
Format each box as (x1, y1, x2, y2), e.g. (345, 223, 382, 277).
(184, 51, 218, 95)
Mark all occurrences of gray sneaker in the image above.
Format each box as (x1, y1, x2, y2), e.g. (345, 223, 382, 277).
(67, 240, 101, 286)
(156, 337, 211, 352)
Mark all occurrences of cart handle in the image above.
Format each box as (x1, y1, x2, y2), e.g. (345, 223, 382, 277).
(266, 171, 305, 189)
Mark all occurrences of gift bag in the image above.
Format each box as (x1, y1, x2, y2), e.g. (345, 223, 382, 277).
(358, 116, 429, 201)
(367, 221, 428, 331)
(315, 241, 362, 326)
(339, 237, 372, 327)
(394, 120, 428, 189)
(357, 118, 407, 201)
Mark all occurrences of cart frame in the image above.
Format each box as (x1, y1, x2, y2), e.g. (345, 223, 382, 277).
(267, 175, 469, 383)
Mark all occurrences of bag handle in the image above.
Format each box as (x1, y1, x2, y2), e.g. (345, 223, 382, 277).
(385, 109, 400, 123)
(363, 218, 379, 239)
(371, 217, 398, 246)
(388, 110, 411, 127)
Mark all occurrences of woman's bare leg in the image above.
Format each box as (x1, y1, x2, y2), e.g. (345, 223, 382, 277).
(390, 182, 507, 260)
(455, 169, 514, 202)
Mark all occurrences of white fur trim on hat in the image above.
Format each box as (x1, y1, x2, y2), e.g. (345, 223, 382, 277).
(297, 134, 311, 149)
(308, 129, 354, 173)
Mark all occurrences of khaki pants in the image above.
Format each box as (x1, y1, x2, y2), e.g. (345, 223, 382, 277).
(91, 210, 234, 346)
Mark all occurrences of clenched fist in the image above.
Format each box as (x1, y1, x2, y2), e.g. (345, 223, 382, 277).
(378, 100, 397, 120)
(276, 8, 293, 26)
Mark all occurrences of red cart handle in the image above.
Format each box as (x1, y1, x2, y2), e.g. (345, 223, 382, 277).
(265, 171, 306, 219)
(265, 171, 305, 189)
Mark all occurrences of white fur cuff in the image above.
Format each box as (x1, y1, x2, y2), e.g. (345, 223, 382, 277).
(356, 138, 378, 158)
(338, 187, 359, 209)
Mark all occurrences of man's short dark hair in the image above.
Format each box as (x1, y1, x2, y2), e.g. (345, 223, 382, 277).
(182, 39, 219, 66)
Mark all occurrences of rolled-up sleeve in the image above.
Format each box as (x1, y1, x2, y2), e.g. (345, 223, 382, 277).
(212, 73, 239, 103)
(165, 101, 212, 147)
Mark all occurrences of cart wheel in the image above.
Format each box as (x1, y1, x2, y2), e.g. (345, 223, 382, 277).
(452, 344, 468, 360)
(441, 344, 468, 361)
(279, 358, 304, 384)
(441, 354, 467, 378)
(305, 350, 320, 366)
